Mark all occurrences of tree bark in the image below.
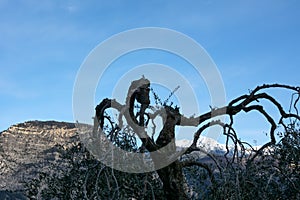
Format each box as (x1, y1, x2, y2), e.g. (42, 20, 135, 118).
(156, 160, 188, 200)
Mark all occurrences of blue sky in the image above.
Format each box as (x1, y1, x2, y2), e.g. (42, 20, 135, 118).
(1, 0, 299, 145)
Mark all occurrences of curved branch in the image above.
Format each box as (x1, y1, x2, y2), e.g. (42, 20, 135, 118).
(242, 105, 278, 164)
(94, 98, 158, 152)
(243, 105, 277, 144)
(182, 84, 300, 170)
(184, 146, 223, 174)
(190, 120, 224, 147)
(254, 93, 300, 121)
(180, 84, 300, 129)
(250, 83, 300, 94)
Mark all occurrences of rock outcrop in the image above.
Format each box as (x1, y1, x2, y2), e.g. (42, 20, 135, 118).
(0, 121, 79, 198)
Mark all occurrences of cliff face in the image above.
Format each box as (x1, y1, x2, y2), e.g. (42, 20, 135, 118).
(0, 121, 79, 197)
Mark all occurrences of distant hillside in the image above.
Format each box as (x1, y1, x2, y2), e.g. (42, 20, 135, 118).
(0, 121, 79, 198)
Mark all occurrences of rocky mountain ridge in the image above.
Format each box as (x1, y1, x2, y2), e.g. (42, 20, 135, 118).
(0, 121, 79, 198)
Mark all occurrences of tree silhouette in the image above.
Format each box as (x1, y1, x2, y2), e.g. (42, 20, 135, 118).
(93, 77, 300, 199)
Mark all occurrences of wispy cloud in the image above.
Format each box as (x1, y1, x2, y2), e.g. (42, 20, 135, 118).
(65, 4, 78, 13)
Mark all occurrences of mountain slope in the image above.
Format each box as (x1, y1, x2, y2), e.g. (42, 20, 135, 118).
(0, 121, 79, 196)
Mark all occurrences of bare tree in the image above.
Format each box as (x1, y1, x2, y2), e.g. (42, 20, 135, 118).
(94, 77, 300, 199)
